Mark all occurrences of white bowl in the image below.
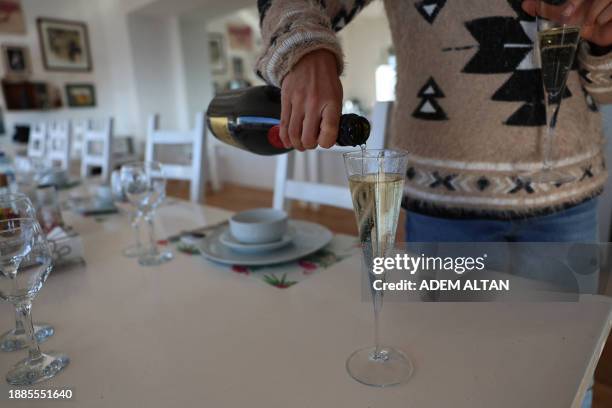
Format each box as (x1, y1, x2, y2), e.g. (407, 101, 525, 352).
(229, 208, 288, 244)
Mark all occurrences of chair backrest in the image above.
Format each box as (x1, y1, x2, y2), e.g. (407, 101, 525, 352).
(273, 146, 355, 211)
(145, 113, 207, 203)
(27, 122, 48, 159)
(47, 120, 72, 170)
(71, 119, 93, 159)
(81, 118, 114, 183)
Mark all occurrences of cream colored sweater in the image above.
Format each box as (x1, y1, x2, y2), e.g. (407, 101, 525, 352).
(256, 0, 610, 218)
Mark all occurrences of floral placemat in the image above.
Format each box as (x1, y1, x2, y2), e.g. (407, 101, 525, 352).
(170, 234, 359, 289)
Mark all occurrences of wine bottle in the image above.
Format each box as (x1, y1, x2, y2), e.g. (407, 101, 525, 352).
(206, 86, 370, 155)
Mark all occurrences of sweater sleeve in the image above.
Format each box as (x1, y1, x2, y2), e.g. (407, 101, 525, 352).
(256, 0, 372, 87)
(577, 42, 612, 105)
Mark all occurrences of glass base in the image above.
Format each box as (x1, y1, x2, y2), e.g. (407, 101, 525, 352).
(6, 351, 69, 385)
(122, 244, 146, 258)
(346, 346, 413, 387)
(1, 324, 54, 352)
(138, 250, 173, 267)
(522, 169, 575, 185)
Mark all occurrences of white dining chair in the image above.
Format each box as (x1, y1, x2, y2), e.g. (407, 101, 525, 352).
(273, 145, 355, 211)
(145, 113, 207, 203)
(81, 118, 114, 183)
(47, 120, 72, 170)
(207, 137, 223, 192)
(27, 122, 48, 160)
(274, 102, 394, 212)
(71, 119, 93, 159)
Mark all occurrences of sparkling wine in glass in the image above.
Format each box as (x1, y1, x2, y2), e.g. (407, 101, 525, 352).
(120, 162, 172, 266)
(0, 218, 69, 385)
(525, 17, 580, 184)
(343, 149, 413, 387)
(0, 194, 54, 352)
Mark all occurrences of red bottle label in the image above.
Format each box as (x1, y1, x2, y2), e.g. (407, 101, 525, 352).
(267, 125, 284, 149)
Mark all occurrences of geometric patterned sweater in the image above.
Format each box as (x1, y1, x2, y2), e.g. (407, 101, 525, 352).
(256, 0, 609, 219)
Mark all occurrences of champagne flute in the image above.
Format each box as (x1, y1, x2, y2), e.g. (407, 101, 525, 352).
(0, 194, 54, 352)
(110, 170, 145, 258)
(120, 162, 173, 266)
(0, 218, 69, 385)
(343, 149, 413, 387)
(524, 17, 581, 184)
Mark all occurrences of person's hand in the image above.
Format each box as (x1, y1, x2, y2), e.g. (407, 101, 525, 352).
(522, 0, 612, 46)
(280, 49, 343, 151)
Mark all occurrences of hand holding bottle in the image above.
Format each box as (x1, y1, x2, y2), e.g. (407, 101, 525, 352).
(280, 49, 343, 151)
(522, 0, 612, 46)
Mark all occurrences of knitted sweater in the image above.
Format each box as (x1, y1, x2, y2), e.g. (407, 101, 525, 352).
(256, 0, 610, 219)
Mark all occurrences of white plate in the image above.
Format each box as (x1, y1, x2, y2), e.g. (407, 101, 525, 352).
(200, 220, 333, 266)
(219, 229, 293, 253)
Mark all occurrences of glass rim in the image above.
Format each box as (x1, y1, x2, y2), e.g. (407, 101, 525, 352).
(0, 192, 31, 203)
(342, 148, 409, 160)
(0, 217, 38, 231)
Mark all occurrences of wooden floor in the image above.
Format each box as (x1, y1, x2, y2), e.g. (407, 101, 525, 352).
(167, 181, 610, 407)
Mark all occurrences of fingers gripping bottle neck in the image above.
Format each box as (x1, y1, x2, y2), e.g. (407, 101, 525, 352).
(206, 86, 370, 155)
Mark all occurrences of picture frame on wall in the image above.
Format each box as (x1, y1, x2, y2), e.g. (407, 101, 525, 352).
(65, 83, 96, 108)
(0, 0, 26, 34)
(1, 44, 31, 77)
(37, 18, 92, 72)
(208, 33, 226, 74)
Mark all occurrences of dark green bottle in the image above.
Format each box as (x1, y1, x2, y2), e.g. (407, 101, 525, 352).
(206, 86, 370, 155)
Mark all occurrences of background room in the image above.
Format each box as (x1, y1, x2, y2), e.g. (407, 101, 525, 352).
(0, 0, 610, 405)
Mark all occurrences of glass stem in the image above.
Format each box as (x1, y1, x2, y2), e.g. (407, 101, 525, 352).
(373, 290, 382, 356)
(145, 213, 158, 256)
(131, 212, 142, 250)
(543, 93, 562, 171)
(13, 308, 24, 334)
(16, 301, 42, 362)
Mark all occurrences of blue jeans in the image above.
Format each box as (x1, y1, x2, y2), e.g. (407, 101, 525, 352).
(405, 199, 600, 294)
(405, 199, 599, 243)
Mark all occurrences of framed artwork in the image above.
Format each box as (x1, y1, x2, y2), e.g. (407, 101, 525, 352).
(0, 0, 25, 34)
(1, 44, 31, 77)
(65, 83, 96, 107)
(37, 18, 92, 72)
(227, 24, 253, 51)
(208, 33, 226, 74)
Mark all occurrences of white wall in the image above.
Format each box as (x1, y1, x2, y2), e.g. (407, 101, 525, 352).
(0, 0, 141, 139)
(128, 13, 188, 133)
(338, 11, 392, 111)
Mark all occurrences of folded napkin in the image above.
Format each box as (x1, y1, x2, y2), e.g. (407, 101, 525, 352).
(47, 226, 85, 266)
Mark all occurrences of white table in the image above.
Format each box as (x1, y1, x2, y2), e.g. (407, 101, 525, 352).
(0, 200, 610, 407)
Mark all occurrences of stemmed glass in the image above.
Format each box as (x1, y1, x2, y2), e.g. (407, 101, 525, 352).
(120, 162, 173, 266)
(110, 170, 145, 258)
(0, 218, 69, 385)
(0, 194, 54, 352)
(525, 17, 581, 184)
(343, 149, 412, 387)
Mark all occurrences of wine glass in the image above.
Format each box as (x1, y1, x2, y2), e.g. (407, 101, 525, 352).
(110, 170, 145, 258)
(524, 17, 581, 184)
(120, 162, 173, 266)
(0, 194, 54, 352)
(0, 218, 69, 385)
(343, 149, 412, 387)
